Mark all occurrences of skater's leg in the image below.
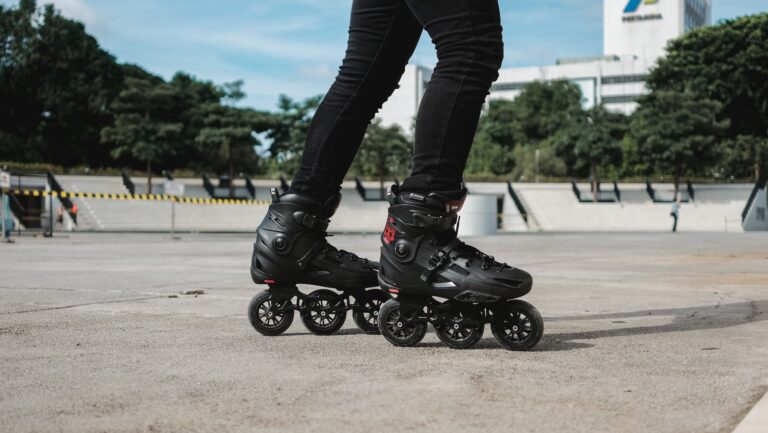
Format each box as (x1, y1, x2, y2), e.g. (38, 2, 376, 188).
(399, 0, 503, 192)
(289, 0, 423, 203)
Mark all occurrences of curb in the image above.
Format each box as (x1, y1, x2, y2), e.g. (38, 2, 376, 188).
(732, 389, 768, 433)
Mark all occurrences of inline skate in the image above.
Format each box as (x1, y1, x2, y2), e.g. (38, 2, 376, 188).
(377, 185, 543, 350)
(248, 188, 386, 336)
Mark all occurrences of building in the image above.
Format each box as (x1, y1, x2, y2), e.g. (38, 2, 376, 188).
(376, 64, 432, 133)
(377, 0, 711, 130)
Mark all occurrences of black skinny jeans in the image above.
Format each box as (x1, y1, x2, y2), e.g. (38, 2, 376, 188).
(289, 0, 504, 202)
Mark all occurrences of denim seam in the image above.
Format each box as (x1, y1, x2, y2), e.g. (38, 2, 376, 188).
(425, 0, 478, 191)
(306, 2, 404, 184)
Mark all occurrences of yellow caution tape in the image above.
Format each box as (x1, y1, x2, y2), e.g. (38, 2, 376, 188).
(2, 189, 269, 206)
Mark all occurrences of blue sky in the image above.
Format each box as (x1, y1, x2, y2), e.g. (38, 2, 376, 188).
(6, 0, 766, 111)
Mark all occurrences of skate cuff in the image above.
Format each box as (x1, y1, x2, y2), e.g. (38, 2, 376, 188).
(412, 212, 458, 230)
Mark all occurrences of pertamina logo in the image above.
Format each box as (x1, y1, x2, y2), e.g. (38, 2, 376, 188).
(623, 0, 662, 22)
(624, 0, 658, 13)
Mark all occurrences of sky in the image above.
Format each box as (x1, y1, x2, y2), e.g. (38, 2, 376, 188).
(4, 0, 766, 111)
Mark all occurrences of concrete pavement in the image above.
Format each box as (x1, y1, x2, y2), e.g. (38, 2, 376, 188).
(1, 232, 767, 433)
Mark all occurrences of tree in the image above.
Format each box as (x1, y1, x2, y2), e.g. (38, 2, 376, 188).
(266, 94, 323, 176)
(351, 119, 411, 198)
(0, 0, 122, 166)
(648, 13, 768, 179)
(555, 106, 627, 200)
(464, 133, 513, 177)
(195, 82, 273, 197)
(509, 143, 567, 181)
(101, 76, 184, 193)
(631, 91, 729, 199)
(464, 82, 583, 179)
(465, 100, 517, 177)
(509, 80, 584, 146)
(720, 135, 768, 180)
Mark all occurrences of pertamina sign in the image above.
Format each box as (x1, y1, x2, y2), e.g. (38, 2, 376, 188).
(623, 0, 662, 22)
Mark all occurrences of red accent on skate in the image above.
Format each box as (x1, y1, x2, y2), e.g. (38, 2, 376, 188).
(388, 288, 400, 294)
(382, 216, 396, 245)
(264, 279, 276, 284)
(445, 199, 465, 213)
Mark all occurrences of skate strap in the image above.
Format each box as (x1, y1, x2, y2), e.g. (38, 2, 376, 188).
(293, 211, 330, 233)
(411, 211, 458, 230)
(295, 241, 322, 270)
(419, 238, 463, 282)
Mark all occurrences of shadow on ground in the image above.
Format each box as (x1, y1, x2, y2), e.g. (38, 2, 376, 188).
(418, 299, 766, 352)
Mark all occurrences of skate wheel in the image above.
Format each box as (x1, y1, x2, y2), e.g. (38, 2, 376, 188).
(352, 289, 389, 334)
(248, 290, 294, 336)
(301, 289, 347, 335)
(490, 300, 543, 351)
(435, 311, 484, 349)
(377, 298, 427, 347)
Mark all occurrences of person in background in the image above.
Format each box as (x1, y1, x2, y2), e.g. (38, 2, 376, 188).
(670, 194, 681, 232)
(2, 193, 15, 242)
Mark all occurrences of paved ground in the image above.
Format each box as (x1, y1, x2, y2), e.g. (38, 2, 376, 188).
(1, 231, 767, 433)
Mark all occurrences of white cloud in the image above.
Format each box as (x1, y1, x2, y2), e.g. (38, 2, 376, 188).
(297, 63, 334, 80)
(180, 28, 342, 63)
(48, 0, 98, 27)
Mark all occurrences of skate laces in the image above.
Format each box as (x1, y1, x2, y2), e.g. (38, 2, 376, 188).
(318, 237, 367, 263)
(455, 244, 509, 271)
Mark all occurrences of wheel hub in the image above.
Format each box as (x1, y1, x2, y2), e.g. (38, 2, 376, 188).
(397, 321, 403, 328)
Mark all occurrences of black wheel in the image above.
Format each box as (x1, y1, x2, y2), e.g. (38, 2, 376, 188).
(378, 298, 428, 347)
(490, 300, 543, 351)
(435, 310, 485, 349)
(300, 289, 347, 335)
(248, 291, 294, 336)
(352, 289, 389, 334)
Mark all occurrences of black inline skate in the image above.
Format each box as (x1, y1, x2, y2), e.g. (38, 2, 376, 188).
(248, 189, 387, 336)
(377, 185, 543, 350)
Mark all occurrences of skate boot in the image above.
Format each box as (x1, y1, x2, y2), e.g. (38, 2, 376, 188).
(248, 189, 386, 336)
(377, 185, 543, 350)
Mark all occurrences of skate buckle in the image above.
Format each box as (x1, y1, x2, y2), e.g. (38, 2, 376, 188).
(420, 251, 448, 282)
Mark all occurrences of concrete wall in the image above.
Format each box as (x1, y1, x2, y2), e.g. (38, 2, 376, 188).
(51, 177, 753, 233)
(513, 183, 751, 232)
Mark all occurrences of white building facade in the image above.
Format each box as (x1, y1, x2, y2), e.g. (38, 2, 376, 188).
(377, 0, 711, 130)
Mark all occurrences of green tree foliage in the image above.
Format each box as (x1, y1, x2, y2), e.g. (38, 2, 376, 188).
(351, 119, 411, 198)
(555, 106, 627, 199)
(510, 80, 583, 145)
(101, 76, 184, 193)
(265, 94, 322, 176)
(509, 143, 567, 181)
(648, 13, 768, 178)
(465, 100, 516, 176)
(464, 133, 514, 177)
(466, 81, 583, 179)
(719, 135, 768, 181)
(0, 0, 122, 166)
(631, 91, 729, 198)
(195, 82, 273, 197)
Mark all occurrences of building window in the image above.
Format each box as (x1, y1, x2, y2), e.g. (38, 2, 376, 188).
(490, 82, 529, 91)
(601, 74, 648, 84)
(602, 95, 641, 104)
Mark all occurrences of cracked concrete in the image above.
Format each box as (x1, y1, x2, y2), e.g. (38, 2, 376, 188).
(1, 232, 767, 433)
